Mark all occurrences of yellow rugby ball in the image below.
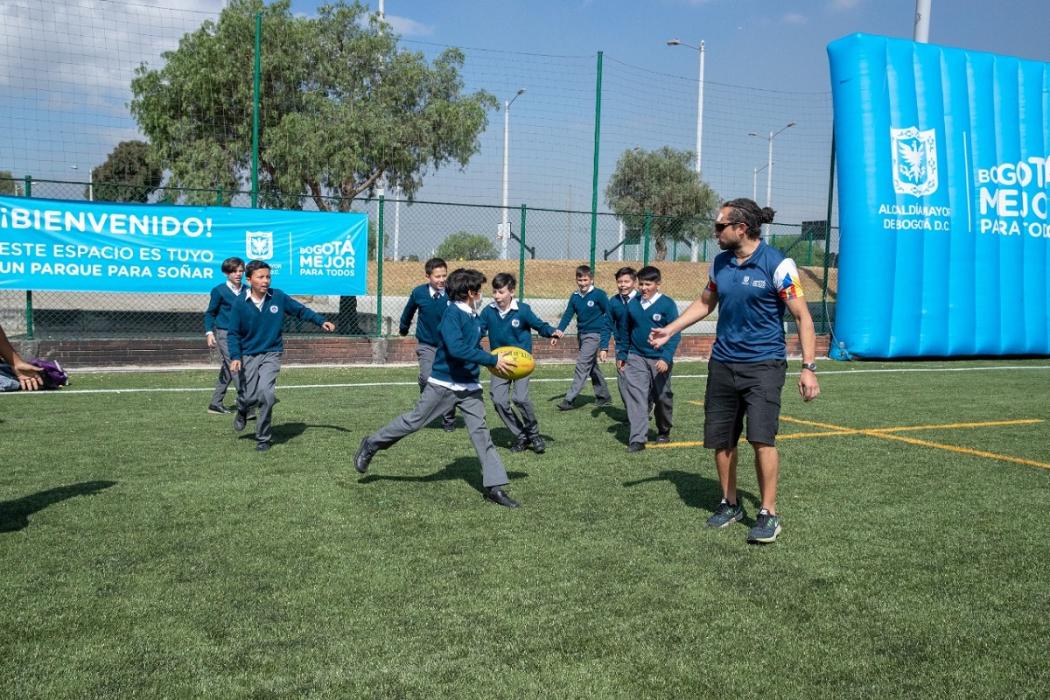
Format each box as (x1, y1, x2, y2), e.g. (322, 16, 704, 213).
(488, 346, 536, 380)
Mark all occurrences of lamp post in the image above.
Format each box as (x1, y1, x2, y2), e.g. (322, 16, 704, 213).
(748, 122, 795, 208)
(500, 88, 525, 260)
(71, 164, 93, 201)
(752, 163, 769, 202)
(667, 38, 704, 262)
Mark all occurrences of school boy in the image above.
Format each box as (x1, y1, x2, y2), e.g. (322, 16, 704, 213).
(616, 266, 680, 452)
(203, 256, 246, 414)
(600, 266, 638, 411)
(399, 257, 456, 431)
(551, 264, 612, 410)
(228, 260, 335, 452)
(480, 272, 557, 454)
(355, 268, 522, 508)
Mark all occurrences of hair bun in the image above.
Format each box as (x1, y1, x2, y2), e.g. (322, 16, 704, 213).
(760, 207, 776, 224)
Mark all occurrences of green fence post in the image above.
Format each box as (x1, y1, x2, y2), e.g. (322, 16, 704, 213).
(250, 11, 262, 208)
(589, 51, 603, 271)
(518, 203, 527, 301)
(820, 133, 837, 334)
(22, 176, 33, 340)
(376, 195, 384, 337)
(642, 211, 652, 266)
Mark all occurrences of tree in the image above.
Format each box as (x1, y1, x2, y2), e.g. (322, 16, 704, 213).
(436, 231, 498, 261)
(0, 170, 17, 196)
(605, 146, 720, 261)
(130, 0, 497, 210)
(89, 141, 162, 203)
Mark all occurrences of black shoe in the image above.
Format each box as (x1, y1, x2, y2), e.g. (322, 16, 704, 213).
(354, 437, 378, 474)
(208, 404, 231, 415)
(655, 433, 671, 444)
(556, 400, 576, 411)
(233, 411, 247, 432)
(484, 487, 520, 508)
(442, 419, 456, 432)
(628, 442, 646, 453)
(594, 398, 612, 408)
(255, 441, 270, 452)
(529, 436, 546, 454)
(510, 435, 530, 453)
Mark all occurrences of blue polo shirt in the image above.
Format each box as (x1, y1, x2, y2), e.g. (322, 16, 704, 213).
(708, 240, 804, 363)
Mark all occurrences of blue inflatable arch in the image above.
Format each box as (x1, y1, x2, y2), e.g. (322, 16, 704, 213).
(828, 33, 1050, 358)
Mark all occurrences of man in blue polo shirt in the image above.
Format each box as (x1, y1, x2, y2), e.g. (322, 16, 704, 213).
(651, 198, 820, 543)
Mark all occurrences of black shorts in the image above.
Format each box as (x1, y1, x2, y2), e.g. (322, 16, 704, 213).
(703, 358, 787, 449)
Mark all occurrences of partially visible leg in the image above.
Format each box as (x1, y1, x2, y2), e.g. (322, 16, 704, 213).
(752, 443, 780, 513)
(651, 360, 673, 438)
(417, 344, 454, 426)
(512, 377, 539, 439)
(252, 352, 282, 445)
(622, 355, 652, 446)
(457, 390, 511, 490)
(209, 328, 234, 409)
(563, 335, 593, 404)
(370, 383, 457, 449)
(583, 334, 611, 402)
(490, 375, 524, 439)
(714, 447, 739, 503)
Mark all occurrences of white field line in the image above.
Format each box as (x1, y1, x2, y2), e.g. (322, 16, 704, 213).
(1, 364, 1049, 397)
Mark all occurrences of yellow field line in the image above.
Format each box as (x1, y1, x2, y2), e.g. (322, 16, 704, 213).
(651, 416, 1050, 469)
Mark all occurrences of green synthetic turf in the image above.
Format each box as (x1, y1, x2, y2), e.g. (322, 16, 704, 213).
(2, 360, 1049, 698)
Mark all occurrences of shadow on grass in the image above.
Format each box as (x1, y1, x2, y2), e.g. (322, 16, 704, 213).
(358, 456, 528, 495)
(623, 469, 758, 517)
(237, 422, 352, 445)
(490, 427, 555, 450)
(605, 421, 632, 446)
(0, 481, 117, 533)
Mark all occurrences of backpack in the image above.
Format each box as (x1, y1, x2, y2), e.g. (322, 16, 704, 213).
(30, 358, 70, 389)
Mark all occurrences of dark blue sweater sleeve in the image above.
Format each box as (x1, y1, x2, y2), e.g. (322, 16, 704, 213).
(399, 289, 419, 335)
(660, 300, 681, 363)
(596, 293, 611, 349)
(520, 305, 555, 337)
(284, 295, 327, 327)
(615, 306, 630, 362)
(557, 296, 576, 332)
(442, 313, 498, 367)
(204, 286, 222, 333)
(227, 305, 245, 360)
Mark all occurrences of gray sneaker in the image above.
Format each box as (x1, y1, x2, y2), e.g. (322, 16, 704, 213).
(747, 509, 782, 543)
(706, 499, 745, 528)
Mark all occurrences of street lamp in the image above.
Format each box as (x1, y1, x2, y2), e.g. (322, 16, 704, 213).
(500, 87, 525, 260)
(667, 38, 704, 262)
(748, 121, 795, 208)
(752, 163, 769, 202)
(71, 164, 93, 201)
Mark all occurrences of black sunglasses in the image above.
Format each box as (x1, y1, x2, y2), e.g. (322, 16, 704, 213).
(714, 221, 740, 232)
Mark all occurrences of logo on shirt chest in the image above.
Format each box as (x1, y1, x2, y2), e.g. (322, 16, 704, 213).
(269, 305, 279, 314)
(652, 313, 662, 322)
(511, 318, 520, 328)
(740, 274, 766, 289)
(586, 300, 595, 307)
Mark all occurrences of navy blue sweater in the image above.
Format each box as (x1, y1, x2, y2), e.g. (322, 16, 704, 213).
(608, 290, 636, 357)
(479, 301, 555, 353)
(399, 284, 450, 347)
(203, 282, 246, 332)
(430, 303, 498, 385)
(557, 287, 611, 348)
(228, 289, 327, 359)
(618, 294, 681, 363)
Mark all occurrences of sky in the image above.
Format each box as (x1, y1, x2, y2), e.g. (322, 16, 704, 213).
(3, 0, 1050, 258)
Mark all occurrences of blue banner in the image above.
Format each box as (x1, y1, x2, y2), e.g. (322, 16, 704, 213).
(828, 34, 1050, 358)
(0, 196, 368, 295)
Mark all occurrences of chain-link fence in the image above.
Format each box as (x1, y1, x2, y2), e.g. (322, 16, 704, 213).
(1, 175, 838, 342)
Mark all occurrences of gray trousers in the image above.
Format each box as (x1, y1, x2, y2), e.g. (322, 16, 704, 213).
(623, 354, 673, 444)
(237, 351, 281, 444)
(490, 375, 539, 440)
(209, 328, 242, 407)
(565, 332, 611, 403)
(416, 344, 455, 424)
(370, 382, 509, 488)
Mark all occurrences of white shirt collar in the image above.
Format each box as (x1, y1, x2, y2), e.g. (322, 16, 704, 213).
(490, 299, 519, 317)
(428, 285, 444, 297)
(640, 292, 662, 308)
(620, 289, 637, 301)
(227, 280, 243, 294)
(575, 285, 595, 297)
(455, 301, 476, 316)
